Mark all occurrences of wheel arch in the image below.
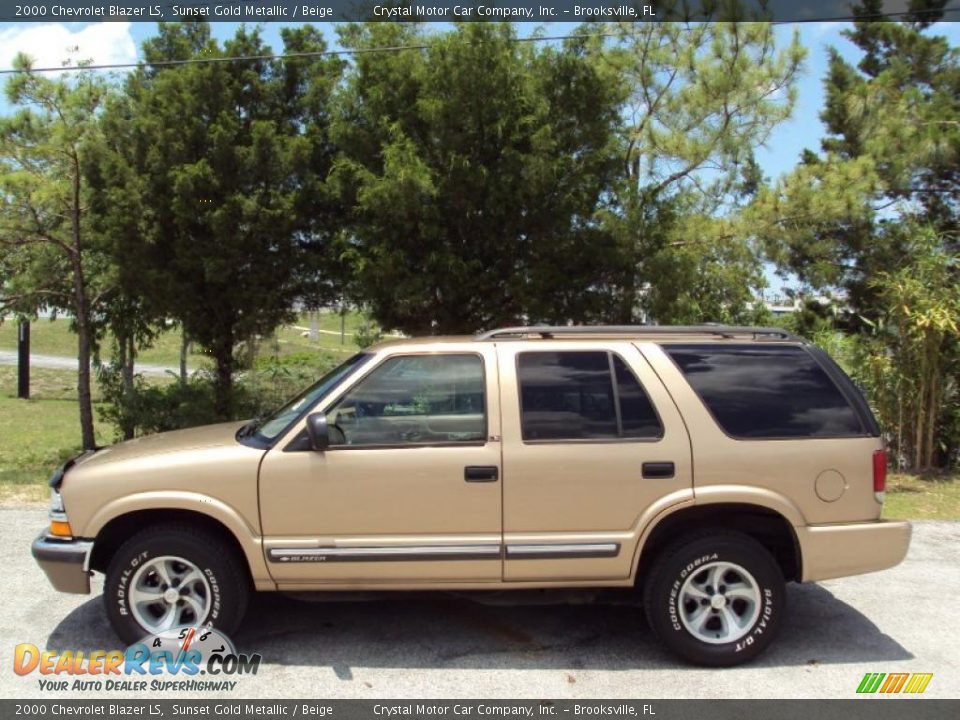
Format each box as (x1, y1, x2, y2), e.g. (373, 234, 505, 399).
(87, 506, 269, 590)
(633, 502, 802, 586)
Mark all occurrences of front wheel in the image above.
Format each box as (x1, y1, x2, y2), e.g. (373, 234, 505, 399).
(104, 524, 249, 645)
(643, 532, 785, 666)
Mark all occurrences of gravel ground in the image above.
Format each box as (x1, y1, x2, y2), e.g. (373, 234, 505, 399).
(2, 508, 956, 699)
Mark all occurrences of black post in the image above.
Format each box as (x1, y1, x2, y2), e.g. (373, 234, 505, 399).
(17, 320, 30, 399)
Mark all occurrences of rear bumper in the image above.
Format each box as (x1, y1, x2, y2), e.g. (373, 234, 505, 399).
(31, 533, 93, 594)
(798, 520, 912, 582)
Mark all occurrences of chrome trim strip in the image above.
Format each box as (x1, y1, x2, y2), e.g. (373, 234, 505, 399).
(82, 541, 94, 573)
(268, 544, 502, 564)
(268, 542, 621, 563)
(505, 543, 620, 560)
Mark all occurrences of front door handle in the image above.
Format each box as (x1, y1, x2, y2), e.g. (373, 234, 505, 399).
(465, 466, 499, 482)
(642, 461, 675, 479)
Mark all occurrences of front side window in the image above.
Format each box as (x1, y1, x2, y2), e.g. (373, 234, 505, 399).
(518, 351, 663, 442)
(326, 354, 486, 446)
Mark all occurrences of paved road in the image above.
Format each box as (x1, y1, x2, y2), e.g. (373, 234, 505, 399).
(0, 350, 176, 377)
(2, 509, 956, 699)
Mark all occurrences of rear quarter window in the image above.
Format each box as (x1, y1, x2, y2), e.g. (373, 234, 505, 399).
(663, 344, 866, 439)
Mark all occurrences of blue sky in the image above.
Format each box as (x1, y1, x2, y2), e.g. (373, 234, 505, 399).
(1, 20, 958, 295)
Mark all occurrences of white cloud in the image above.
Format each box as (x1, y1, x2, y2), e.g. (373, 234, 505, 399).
(814, 22, 843, 38)
(0, 22, 137, 72)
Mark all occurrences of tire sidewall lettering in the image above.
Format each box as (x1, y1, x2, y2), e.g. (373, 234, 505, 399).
(204, 567, 222, 621)
(114, 551, 150, 617)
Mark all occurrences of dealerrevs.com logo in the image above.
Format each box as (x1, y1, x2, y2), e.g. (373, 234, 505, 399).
(856, 672, 933, 695)
(13, 626, 260, 692)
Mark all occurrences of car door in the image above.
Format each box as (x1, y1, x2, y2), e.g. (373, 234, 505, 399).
(259, 344, 503, 585)
(497, 341, 693, 581)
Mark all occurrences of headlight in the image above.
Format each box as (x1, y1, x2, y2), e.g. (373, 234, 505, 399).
(49, 488, 65, 515)
(48, 489, 72, 538)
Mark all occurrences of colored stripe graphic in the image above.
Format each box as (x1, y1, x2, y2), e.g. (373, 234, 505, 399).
(857, 672, 933, 694)
(903, 673, 933, 694)
(857, 673, 885, 693)
(880, 673, 909, 693)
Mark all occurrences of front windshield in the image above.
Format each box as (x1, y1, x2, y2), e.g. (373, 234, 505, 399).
(251, 353, 370, 442)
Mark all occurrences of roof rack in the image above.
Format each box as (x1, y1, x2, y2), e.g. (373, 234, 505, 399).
(474, 325, 801, 342)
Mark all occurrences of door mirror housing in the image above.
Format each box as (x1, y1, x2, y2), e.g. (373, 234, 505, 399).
(305, 413, 330, 452)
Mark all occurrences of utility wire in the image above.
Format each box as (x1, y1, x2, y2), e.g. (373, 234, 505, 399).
(0, 7, 958, 75)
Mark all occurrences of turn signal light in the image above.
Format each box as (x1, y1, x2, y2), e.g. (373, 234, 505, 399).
(49, 520, 73, 538)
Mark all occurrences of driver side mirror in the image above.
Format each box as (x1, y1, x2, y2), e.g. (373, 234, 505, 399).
(305, 412, 330, 452)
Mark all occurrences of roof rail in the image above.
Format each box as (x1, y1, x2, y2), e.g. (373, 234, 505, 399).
(474, 325, 801, 342)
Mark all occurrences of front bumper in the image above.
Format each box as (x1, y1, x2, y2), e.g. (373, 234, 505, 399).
(31, 533, 94, 594)
(797, 519, 912, 582)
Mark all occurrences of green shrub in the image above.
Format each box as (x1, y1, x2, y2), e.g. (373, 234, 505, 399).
(354, 322, 384, 349)
(97, 351, 342, 440)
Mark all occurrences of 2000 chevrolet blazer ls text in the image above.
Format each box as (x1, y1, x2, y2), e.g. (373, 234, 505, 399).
(32, 325, 911, 666)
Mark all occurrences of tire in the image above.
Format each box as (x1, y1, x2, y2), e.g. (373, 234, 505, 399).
(104, 524, 250, 646)
(643, 531, 785, 667)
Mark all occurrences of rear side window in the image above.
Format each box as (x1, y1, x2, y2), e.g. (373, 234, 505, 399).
(664, 344, 865, 439)
(517, 351, 662, 441)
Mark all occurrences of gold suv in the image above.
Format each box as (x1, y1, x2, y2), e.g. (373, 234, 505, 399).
(32, 326, 911, 666)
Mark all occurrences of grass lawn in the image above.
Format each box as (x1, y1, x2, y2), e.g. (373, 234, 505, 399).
(0, 311, 369, 369)
(883, 472, 960, 520)
(0, 366, 111, 506)
(0, 317, 192, 368)
(261, 311, 371, 359)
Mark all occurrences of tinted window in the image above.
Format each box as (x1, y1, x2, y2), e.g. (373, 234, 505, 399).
(326, 354, 485, 446)
(518, 351, 662, 441)
(613, 355, 663, 439)
(664, 344, 864, 439)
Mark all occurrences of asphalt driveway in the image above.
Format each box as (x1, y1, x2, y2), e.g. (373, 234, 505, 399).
(0, 350, 176, 376)
(2, 508, 956, 699)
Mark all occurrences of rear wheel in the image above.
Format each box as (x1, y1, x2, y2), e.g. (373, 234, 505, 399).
(104, 524, 249, 645)
(643, 532, 785, 666)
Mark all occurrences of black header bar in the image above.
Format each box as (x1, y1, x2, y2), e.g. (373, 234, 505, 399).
(2, 0, 959, 23)
(0, 701, 958, 720)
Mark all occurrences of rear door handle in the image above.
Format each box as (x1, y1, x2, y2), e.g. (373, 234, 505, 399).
(465, 466, 499, 482)
(642, 461, 675, 479)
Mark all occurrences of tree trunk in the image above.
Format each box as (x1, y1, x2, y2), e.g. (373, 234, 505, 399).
(119, 333, 136, 441)
(896, 374, 904, 471)
(925, 370, 938, 470)
(213, 339, 234, 420)
(75, 314, 96, 450)
(69, 152, 96, 450)
(179, 331, 189, 387)
(924, 335, 940, 471)
(914, 366, 926, 472)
